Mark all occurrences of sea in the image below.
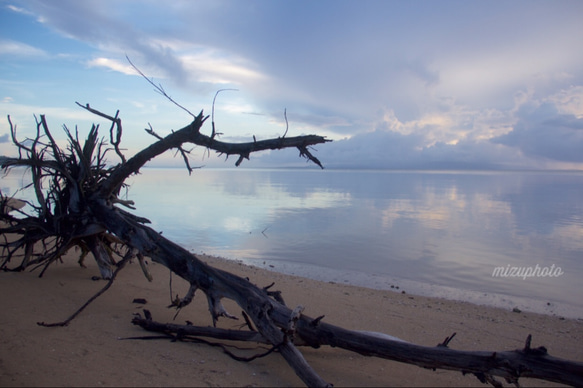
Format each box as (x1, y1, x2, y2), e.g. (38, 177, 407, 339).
(3, 167, 583, 319)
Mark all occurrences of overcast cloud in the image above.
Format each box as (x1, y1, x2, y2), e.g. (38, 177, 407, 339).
(1, 0, 582, 169)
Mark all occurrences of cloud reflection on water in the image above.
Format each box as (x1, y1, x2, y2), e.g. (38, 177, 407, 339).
(4, 167, 581, 317)
(125, 169, 583, 316)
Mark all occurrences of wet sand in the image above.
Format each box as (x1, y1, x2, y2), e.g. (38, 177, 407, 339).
(0, 250, 581, 387)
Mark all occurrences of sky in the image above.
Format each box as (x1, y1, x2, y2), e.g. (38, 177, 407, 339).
(1, 0, 583, 170)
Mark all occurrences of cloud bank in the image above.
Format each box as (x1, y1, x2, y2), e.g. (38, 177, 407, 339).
(2, 1, 583, 170)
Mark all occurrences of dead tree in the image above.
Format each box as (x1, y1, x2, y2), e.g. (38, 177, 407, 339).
(1, 105, 582, 387)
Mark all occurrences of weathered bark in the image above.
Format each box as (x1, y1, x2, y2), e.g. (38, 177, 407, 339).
(2, 105, 582, 387)
(132, 314, 583, 387)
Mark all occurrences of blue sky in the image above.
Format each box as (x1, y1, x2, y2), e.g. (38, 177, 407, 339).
(1, 0, 582, 169)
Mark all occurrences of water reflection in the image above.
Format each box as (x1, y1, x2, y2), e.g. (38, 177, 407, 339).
(4, 167, 583, 317)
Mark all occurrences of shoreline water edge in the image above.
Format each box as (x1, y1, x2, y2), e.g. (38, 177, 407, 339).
(211, 254, 583, 320)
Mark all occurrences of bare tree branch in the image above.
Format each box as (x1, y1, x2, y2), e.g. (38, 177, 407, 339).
(75, 102, 125, 163)
(282, 108, 289, 138)
(95, 109, 329, 198)
(211, 88, 238, 140)
(125, 55, 196, 118)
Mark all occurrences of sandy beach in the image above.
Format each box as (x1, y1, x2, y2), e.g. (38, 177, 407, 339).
(0, 249, 581, 387)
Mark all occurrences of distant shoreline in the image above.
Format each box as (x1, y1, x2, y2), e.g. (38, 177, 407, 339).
(139, 165, 583, 174)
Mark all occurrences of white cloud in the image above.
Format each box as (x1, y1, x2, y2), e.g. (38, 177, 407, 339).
(253, 85, 583, 170)
(6, 5, 35, 16)
(549, 86, 583, 118)
(86, 57, 138, 75)
(181, 52, 267, 85)
(0, 39, 47, 57)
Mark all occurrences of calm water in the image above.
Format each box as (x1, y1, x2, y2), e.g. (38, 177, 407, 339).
(3, 168, 583, 318)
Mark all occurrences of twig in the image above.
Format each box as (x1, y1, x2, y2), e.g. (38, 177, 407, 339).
(169, 270, 174, 305)
(297, 145, 324, 169)
(438, 332, 457, 347)
(126, 55, 196, 118)
(211, 89, 238, 139)
(282, 108, 289, 138)
(130, 312, 278, 361)
(145, 123, 199, 174)
(74, 102, 126, 163)
(37, 250, 133, 327)
(242, 310, 257, 332)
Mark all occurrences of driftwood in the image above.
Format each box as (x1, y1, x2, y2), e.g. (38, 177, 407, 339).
(1, 102, 582, 387)
(131, 313, 583, 388)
